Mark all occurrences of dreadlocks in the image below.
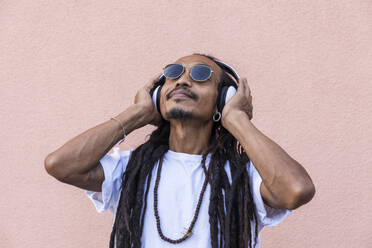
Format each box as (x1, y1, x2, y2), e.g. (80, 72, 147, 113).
(109, 53, 258, 248)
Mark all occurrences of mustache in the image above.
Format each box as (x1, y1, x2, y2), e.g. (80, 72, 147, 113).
(166, 86, 199, 101)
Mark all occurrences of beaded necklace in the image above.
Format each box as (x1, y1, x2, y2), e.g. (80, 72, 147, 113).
(153, 154, 210, 244)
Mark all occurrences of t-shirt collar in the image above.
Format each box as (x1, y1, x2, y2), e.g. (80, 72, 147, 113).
(165, 149, 212, 163)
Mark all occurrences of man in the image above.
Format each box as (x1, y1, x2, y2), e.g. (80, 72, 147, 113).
(45, 53, 315, 248)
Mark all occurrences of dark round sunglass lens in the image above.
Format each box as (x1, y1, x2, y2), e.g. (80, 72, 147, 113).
(163, 64, 184, 79)
(191, 65, 212, 81)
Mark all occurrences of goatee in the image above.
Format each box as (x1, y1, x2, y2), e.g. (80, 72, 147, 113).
(166, 108, 193, 120)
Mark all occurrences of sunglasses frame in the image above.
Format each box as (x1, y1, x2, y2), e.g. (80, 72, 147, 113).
(162, 63, 214, 82)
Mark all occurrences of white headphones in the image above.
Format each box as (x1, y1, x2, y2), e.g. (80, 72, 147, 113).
(150, 59, 239, 115)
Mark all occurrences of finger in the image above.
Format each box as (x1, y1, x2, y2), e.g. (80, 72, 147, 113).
(243, 79, 253, 118)
(242, 78, 251, 96)
(237, 77, 246, 93)
(144, 73, 163, 91)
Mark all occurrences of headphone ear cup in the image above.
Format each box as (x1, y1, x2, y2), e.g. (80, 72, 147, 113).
(225, 86, 237, 103)
(151, 85, 162, 113)
(218, 85, 237, 112)
(150, 75, 165, 113)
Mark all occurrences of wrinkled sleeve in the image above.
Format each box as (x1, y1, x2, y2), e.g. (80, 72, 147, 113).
(85, 147, 132, 214)
(248, 160, 292, 227)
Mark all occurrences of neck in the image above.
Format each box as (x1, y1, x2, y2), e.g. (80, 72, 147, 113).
(168, 119, 213, 155)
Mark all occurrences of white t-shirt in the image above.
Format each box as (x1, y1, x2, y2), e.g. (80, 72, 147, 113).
(86, 147, 291, 248)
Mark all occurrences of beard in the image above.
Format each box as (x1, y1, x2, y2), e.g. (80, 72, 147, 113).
(165, 107, 193, 120)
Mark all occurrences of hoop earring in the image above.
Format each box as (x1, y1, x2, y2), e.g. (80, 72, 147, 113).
(213, 112, 221, 122)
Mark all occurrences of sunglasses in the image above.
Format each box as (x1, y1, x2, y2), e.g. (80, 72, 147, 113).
(162, 63, 214, 82)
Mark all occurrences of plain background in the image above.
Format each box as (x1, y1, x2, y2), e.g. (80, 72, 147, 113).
(1, 1, 371, 247)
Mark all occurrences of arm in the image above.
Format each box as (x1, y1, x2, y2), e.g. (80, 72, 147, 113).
(44, 74, 162, 191)
(221, 78, 315, 210)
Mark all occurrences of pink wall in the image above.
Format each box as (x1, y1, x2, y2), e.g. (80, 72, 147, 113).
(1, 1, 371, 247)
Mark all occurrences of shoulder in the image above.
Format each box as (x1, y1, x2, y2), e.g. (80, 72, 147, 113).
(85, 147, 134, 213)
(245, 160, 293, 227)
(222, 160, 254, 182)
(101, 147, 133, 167)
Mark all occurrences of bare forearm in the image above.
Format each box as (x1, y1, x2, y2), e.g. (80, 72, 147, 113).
(44, 104, 149, 178)
(223, 111, 315, 208)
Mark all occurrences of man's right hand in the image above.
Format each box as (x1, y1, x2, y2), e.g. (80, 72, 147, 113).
(133, 73, 163, 127)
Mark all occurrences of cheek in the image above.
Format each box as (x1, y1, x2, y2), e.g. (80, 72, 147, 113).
(196, 92, 218, 114)
(159, 85, 177, 117)
(159, 91, 167, 117)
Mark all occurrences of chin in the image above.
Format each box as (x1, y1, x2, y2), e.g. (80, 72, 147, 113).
(165, 107, 193, 120)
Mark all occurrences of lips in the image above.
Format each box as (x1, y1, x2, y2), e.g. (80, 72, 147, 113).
(170, 90, 192, 99)
(166, 87, 198, 101)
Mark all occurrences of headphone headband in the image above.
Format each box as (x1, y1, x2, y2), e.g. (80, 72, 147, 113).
(212, 59, 240, 84)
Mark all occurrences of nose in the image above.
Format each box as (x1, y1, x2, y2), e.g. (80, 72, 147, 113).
(175, 69, 192, 88)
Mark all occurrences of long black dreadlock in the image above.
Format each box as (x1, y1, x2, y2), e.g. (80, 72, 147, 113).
(109, 53, 258, 248)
